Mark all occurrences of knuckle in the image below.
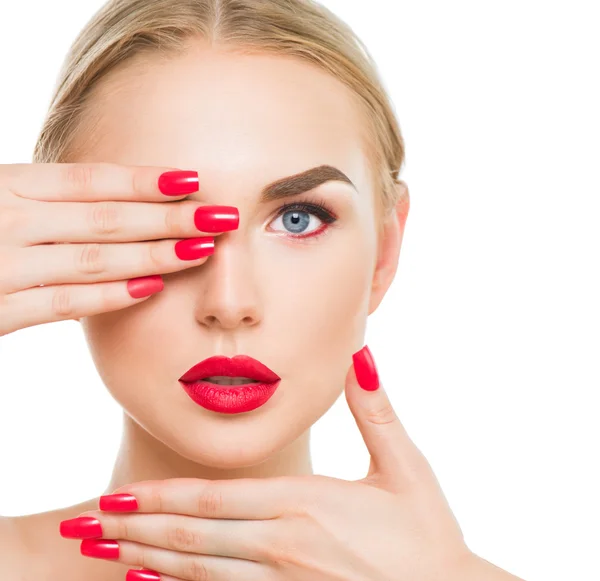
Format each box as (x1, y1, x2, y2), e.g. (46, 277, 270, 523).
(184, 558, 210, 581)
(167, 526, 200, 551)
(88, 201, 122, 236)
(365, 401, 398, 426)
(266, 532, 300, 567)
(74, 243, 106, 274)
(163, 202, 179, 233)
(50, 285, 75, 318)
(132, 546, 148, 569)
(147, 241, 166, 270)
(197, 487, 223, 518)
(130, 169, 145, 198)
(117, 518, 130, 539)
(63, 164, 95, 194)
(283, 496, 313, 520)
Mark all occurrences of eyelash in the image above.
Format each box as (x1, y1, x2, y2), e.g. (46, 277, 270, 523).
(271, 194, 339, 240)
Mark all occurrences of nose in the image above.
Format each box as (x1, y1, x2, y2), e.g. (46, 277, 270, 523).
(193, 233, 262, 331)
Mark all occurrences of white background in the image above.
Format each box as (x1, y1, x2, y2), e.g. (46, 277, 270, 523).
(1, 2, 598, 580)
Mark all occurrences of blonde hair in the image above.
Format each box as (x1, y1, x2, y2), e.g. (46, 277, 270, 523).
(33, 0, 406, 223)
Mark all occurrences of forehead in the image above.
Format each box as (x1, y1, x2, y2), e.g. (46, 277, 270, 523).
(75, 45, 371, 194)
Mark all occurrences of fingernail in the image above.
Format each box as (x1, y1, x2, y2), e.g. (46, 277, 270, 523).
(99, 493, 139, 512)
(174, 237, 215, 260)
(158, 170, 199, 196)
(352, 345, 380, 391)
(127, 570, 161, 581)
(194, 205, 239, 232)
(80, 538, 119, 559)
(59, 516, 103, 539)
(127, 275, 164, 299)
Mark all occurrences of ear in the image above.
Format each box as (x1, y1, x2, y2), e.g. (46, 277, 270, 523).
(368, 180, 410, 315)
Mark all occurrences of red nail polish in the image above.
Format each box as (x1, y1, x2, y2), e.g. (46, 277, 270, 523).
(127, 275, 164, 299)
(80, 538, 119, 559)
(126, 570, 161, 581)
(59, 516, 103, 539)
(99, 493, 139, 512)
(352, 345, 380, 391)
(158, 170, 199, 196)
(174, 237, 215, 260)
(194, 205, 239, 232)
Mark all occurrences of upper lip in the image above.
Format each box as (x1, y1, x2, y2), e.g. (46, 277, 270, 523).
(178, 355, 281, 383)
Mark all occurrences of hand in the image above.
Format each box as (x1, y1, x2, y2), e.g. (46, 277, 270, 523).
(59, 346, 521, 581)
(0, 162, 238, 337)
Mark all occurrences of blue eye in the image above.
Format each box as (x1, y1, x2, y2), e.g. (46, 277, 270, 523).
(269, 200, 337, 238)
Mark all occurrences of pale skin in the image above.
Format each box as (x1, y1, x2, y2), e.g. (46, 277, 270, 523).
(0, 40, 525, 580)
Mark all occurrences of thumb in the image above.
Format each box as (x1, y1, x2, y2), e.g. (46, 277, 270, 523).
(346, 345, 431, 490)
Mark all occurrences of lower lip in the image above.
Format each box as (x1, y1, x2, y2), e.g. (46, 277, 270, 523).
(179, 379, 281, 414)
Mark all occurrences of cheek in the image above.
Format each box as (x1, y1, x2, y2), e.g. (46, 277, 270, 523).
(81, 303, 169, 409)
(81, 221, 376, 417)
(262, 228, 375, 380)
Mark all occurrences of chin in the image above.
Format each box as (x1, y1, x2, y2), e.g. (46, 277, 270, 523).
(138, 411, 301, 470)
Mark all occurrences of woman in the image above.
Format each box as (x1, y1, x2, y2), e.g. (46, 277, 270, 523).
(0, 0, 525, 579)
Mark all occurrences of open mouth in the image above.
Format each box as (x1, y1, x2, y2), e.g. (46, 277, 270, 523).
(201, 376, 262, 386)
(178, 355, 281, 413)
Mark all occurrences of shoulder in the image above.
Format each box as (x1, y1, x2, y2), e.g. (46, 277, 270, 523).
(0, 498, 102, 580)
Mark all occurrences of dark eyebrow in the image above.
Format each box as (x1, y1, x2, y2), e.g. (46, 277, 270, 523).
(260, 164, 356, 203)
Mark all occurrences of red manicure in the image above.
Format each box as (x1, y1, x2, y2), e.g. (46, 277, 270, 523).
(126, 570, 161, 581)
(127, 275, 164, 299)
(158, 170, 199, 196)
(194, 205, 239, 232)
(352, 345, 380, 391)
(99, 493, 139, 512)
(80, 538, 119, 559)
(59, 516, 103, 539)
(174, 237, 215, 260)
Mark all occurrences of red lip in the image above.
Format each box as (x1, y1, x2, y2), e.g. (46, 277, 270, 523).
(178, 355, 281, 414)
(179, 355, 280, 383)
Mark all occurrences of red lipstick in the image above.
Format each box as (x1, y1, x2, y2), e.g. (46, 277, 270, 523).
(178, 355, 281, 414)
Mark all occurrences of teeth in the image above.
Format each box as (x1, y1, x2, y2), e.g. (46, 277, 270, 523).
(203, 376, 261, 386)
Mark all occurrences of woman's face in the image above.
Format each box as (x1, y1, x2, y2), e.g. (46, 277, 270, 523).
(77, 43, 394, 469)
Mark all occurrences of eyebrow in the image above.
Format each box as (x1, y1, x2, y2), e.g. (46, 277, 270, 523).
(259, 164, 356, 203)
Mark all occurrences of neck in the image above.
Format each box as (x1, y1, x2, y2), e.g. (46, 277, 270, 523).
(104, 413, 314, 493)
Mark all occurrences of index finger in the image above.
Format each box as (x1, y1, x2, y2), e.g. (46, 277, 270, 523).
(0, 163, 199, 202)
(102, 477, 297, 520)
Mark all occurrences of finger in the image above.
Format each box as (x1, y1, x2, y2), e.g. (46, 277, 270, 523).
(346, 346, 434, 490)
(67, 511, 270, 562)
(126, 569, 183, 581)
(0, 163, 197, 202)
(3, 236, 214, 292)
(0, 276, 164, 336)
(106, 477, 298, 520)
(79, 539, 269, 581)
(19, 199, 238, 246)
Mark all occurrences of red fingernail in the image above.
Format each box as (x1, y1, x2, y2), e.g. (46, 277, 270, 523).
(80, 538, 119, 559)
(158, 170, 199, 196)
(352, 345, 380, 391)
(127, 570, 161, 581)
(59, 516, 103, 539)
(127, 275, 164, 299)
(174, 237, 215, 260)
(99, 493, 139, 512)
(194, 205, 239, 232)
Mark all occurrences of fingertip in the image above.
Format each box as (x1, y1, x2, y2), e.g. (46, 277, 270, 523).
(126, 275, 164, 299)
